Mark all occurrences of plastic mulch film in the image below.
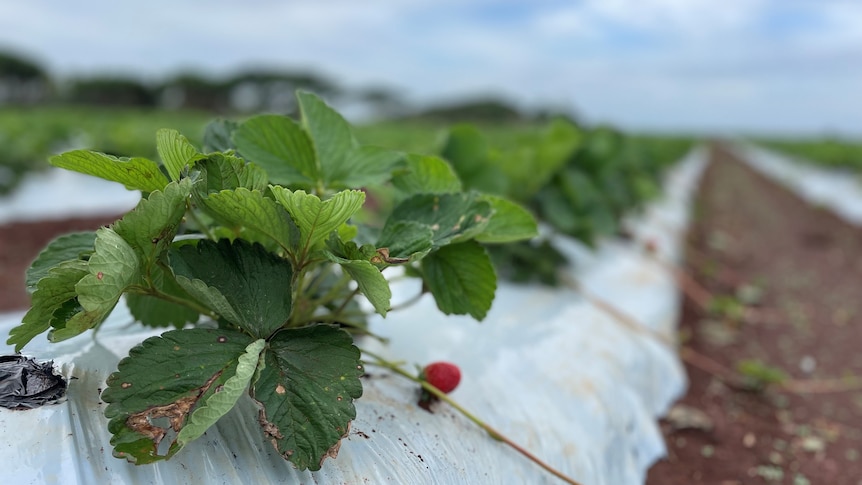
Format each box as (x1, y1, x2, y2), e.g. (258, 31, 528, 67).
(0, 147, 708, 485)
(733, 143, 862, 226)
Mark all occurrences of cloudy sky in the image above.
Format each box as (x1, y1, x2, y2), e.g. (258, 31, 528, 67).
(1, 0, 860, 135)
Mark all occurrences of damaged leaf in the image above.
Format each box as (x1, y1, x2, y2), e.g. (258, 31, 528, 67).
(252, 325, 364, 471)
(102, 329, 256, 464)
(378, 192, 492, 250)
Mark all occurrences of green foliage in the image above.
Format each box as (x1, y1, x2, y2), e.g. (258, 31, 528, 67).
(8, 90, 537, 469)
(50, 150, 169, 192)
(422, 241, 497, 320)
(170, 239, 294, 338)
(25, 231, 96, 293)
(759, 138, 862, 170)
(439, 121, 691, 282)
(102, 329, 258, 463)
(252, 325, 364, 471)
(10, 89, 692, 468)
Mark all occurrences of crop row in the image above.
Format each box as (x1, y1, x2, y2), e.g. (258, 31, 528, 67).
(756, 138, 862, 171)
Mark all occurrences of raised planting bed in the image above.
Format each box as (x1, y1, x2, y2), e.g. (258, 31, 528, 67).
(0, 92, 705, 484)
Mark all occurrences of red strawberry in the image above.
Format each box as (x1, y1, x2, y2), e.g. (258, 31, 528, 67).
(644, 239, 658, 255)
(422, 362, 461, 393)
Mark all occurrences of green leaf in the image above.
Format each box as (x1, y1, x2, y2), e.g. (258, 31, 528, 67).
(497, 120, 582, 201)
(176, 338, 266, 446)
(201, 188, 300, 254)
(391, 154, 462, 195)
(474, 195, 538, 243)
(379, 192, 492, 249)
(156, 129, 206, 181)
(7, 260, 89, 351)
(270, 187, 365, 255)
(323, 240, 391, 316)
(297, 90, 355, 181)
(50, 150, 168, 192)
(192, 154, 268, 193)
(126, 265, 199, 328)
(50, 228, 142, 342)
(233, 115, 317, 186)
(25, 231, 96, 293)
(334, 145, 403, 188)
(102, 329, 256, 464)
(252, 325, 363, 471)
(170, 239, 292, 338)
(202, 119, 238, 153)
(234, 92, 402, 191)
(422, 240, 497, 320)
(113, 180, 191, 271)
(441, 124, 488, 175)
(373, 221, 433, 260)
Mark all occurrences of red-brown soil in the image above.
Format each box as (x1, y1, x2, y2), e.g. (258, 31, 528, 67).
(0, 215, 120, 311)
(647, 146, 862, 484)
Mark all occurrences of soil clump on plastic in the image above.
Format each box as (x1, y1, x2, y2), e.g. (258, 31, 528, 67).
(648, 145, 862, 484)
(0, 215, 120, 311)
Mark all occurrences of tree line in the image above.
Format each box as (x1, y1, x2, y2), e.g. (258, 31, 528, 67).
(0, 50, 570, 123)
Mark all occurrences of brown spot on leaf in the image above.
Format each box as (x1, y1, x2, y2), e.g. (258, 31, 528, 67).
(96, 272, 104, 280)
(123, 371, 222, 455)
(217, 336, 227, 343)
(319, 422, 351, 468)
(258, 407, 285, 453)
(275, 384, 286, 395)
(121, 382, 132, 389)
(173, 346, 180, 351)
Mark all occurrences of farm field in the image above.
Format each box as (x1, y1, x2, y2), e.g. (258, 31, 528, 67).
(3, 3, 861, 483)
(648, 145, 862, 484)
(1, 107, 861, 483)
(757, 138, 862, 171)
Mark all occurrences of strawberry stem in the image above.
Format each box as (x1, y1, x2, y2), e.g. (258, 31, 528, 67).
(362, 349, 583, 485)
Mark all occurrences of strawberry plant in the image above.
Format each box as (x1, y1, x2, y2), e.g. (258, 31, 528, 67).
(6, 91, 538, 469)
(439, 121, 691, 284)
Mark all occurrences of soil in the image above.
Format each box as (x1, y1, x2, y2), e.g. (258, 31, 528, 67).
(647, 145, 862, 484)
(0, 215, 120, 311)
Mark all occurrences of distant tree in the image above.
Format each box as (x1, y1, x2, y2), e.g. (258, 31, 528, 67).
(158, 73, 231, 112)
(0, 50, 51, 104)
(412, 98, 524, 123)
(225, 69, 339, 113)
(66, 77, 156, 107)
(356, 86, 407, 119)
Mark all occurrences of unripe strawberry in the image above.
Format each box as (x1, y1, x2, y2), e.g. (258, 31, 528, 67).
(422, 361, 461, 393)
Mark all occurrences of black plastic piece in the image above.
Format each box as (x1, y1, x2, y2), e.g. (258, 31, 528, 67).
(0, 355, 67, 410)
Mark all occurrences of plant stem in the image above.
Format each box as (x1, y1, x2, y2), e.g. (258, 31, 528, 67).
(185, 204, 216, 241)
(128, 284, 218, 320)
(362, 350, 583, 485)
(333, 286, 362, 318)
(388, 289, 425, 313)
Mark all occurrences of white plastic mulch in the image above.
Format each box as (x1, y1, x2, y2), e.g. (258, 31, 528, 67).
(732, 143, 862, 226)
(0, 168, 140, 225)
(0, 149, 708, 485)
